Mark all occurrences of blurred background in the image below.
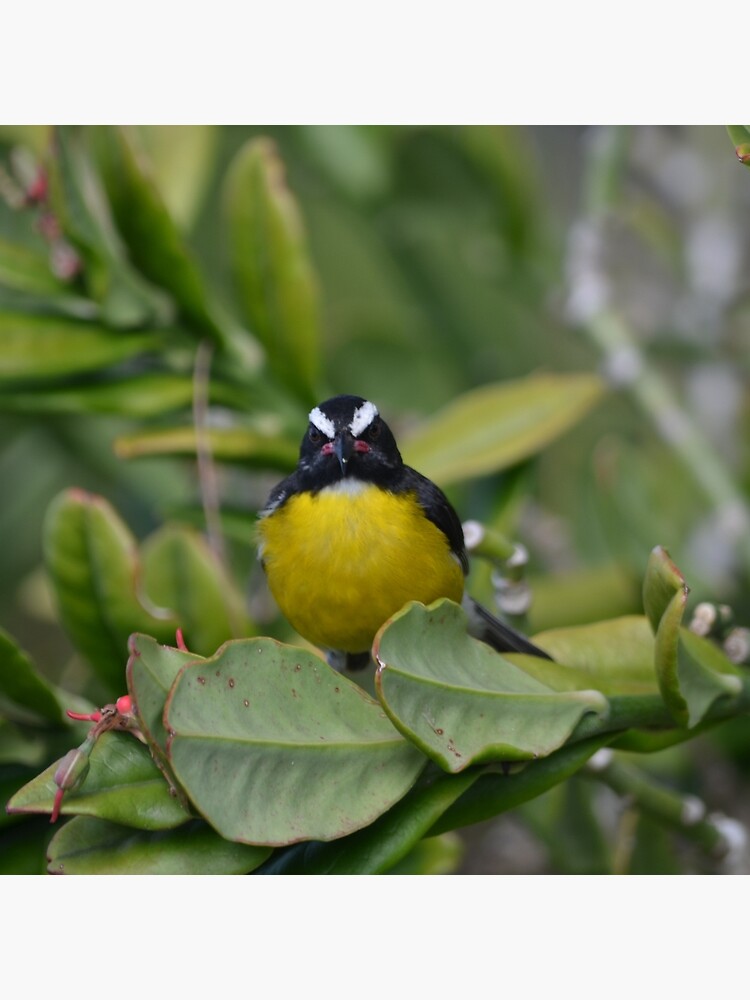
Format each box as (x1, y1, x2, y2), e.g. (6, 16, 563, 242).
(2, 125, 750, 873)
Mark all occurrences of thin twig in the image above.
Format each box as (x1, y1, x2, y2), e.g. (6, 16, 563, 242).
(193, 340, 226, 567)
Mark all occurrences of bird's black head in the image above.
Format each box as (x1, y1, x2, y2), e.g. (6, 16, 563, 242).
(297, 395, 403, 490)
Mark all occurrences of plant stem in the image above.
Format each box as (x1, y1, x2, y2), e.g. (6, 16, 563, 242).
(584, 755, 735, 862)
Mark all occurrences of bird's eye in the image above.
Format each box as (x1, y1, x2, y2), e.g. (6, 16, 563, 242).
(367, 421, 381, 441)
(309, 427, 322, 445)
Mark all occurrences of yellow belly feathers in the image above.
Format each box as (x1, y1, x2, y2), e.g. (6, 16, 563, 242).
(258, 481, 464, 653)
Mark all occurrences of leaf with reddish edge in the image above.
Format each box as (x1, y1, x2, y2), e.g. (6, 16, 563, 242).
(647, 547, 690, 725)
(43, 489, 177, 695)
(48, 817, 271, 875)
(165, 638, 427, 846)
(141, 526, 254, 657)
(126, 633, 202, 802)
(643, 546, 743, 727)
(224, 136, 322, 404)
(7, 731, 189, 830)
(374, 599, 608, 774)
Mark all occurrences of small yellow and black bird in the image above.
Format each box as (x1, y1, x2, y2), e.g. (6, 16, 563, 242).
(257, 394, 550, 670)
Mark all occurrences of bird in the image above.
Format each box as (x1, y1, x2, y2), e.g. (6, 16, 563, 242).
(257, 394, 551, 671)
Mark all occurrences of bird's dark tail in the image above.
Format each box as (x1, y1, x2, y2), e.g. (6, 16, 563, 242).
(464, 597, 553, 660)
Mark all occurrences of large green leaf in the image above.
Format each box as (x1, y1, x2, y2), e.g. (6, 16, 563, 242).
(676, 628, 743, 728)
(46, 126, 166, 327)
(402, 373, 606, 485)
(7, 731, 190, 829)
(126, 634, 200, 797)
(89, 126, 229, 348)
(430, 735, 613, 835)
(0, 372, 247, 417)
(224, 137, 321, 404)
(140, 126, 219, 230)
(141, 526, 253, 656)
(165, 638, 427, 845)
(114, 424, 298, 471)
(648, 547, 690, 724)
(47, 816, 270, 875)
(0, 312, 163, 381)
(374, 600, 608, 773)
(643, 546, 742, 727)
(44, 490, 175, 693)
(258, 768, 480, 874)
(514, 615, 659, 695)
(0, 628, 65, 725)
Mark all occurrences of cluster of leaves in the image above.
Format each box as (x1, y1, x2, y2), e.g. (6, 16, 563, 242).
(2, 126, 750, 873)
(5, 541, 750, 873)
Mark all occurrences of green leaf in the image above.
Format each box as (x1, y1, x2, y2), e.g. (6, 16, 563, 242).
(0, 372, 246, 418)
(0, 311, 164, 381)
(644, 545, 690, 724)
(224, 136, 321, 404)
(142, 526, 252, 656)
(7, 731, 190, 829)
(126, 634, 199, 797)
(140, 126, 219, 230)
(374, 600, 608, 773)
(676, 628, 743, 728)
(643, 547, 742, 727)
(514, 616, 659, 696)
(43, 489, 175, 694)
(257, 767, 481, 874)
(47, 816, 270, 874)
(643, 545, 686, 634)
(46, 125, 165, 327)
(165, 638, 427, 845)
(0, 628, 65, 725)
(114, 424, 298, 471)
(429, 735, 614, 836)
(402, 373, 606, 485)
(89, 126, 229, 347)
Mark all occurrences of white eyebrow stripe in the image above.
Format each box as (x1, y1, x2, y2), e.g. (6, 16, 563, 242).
(349, 400, 378, 437)
(309, 406, 336, 438)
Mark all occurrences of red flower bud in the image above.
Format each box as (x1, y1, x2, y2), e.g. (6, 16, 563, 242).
(116, 694, 133, 715)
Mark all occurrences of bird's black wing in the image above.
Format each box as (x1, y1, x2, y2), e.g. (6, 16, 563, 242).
(399, 465, 470, 574)
(401, 466, 552, 660)
(258, 471, 299, 519)
(465, 597, 552, 660)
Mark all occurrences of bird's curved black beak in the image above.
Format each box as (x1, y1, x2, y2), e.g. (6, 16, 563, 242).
(334, 431, 355, 476)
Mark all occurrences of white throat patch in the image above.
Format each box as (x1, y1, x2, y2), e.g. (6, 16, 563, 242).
(349, 400, 378, 437)
(309, 406, 336, 439)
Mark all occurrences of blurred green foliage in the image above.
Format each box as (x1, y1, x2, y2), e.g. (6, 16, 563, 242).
(2, 125, 750, 874)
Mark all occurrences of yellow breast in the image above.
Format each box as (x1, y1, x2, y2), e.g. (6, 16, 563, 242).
(258, 481, 465, 653)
